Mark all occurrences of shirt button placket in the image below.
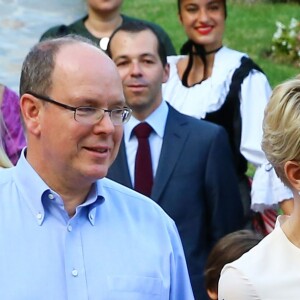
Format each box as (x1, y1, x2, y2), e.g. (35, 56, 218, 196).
(72, 269, 78, 277)
(65, 220, 88, 298)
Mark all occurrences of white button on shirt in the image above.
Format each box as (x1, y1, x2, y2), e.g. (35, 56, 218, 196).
(48, 193, 54, 200)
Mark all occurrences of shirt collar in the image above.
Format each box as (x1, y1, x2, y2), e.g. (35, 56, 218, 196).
(13, 149, 50, 225)
(13, 149, 104, 226)
(124, 100, 169, 142)
(78, 183, 104, 226)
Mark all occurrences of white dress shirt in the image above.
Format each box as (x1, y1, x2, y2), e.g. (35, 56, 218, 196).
(124, 101, 169, 187)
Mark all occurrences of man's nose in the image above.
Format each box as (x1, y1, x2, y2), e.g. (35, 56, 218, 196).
(93, 112, 115, 135)
(130, 61, 142, 77)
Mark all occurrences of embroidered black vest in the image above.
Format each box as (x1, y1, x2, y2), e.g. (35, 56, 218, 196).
(204, 56, 264, 178)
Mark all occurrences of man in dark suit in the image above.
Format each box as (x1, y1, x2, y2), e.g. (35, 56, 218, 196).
(106, 21, 243, 300)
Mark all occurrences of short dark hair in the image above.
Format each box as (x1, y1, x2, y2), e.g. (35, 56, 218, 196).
(107, 21, 167, 67)
(204, 230, 262, 294)
(19, 35, 96, 96)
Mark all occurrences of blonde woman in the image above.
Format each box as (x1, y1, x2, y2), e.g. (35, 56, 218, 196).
(219, 76, 300, 299)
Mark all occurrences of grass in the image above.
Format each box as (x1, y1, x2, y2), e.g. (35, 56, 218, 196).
(121, 0, 299, 87)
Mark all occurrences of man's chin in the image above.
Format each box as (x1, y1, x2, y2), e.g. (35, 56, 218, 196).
(83, 166, 108, 181)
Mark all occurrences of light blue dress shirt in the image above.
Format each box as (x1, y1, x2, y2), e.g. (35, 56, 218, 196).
(124, 100, 168, 186)
(0, 150, 194, 300)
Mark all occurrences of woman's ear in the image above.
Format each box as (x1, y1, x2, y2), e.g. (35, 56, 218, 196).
(178, 12, 183, 24)
(207, 288, 218, 300)
(20, 94, 43, 136)
(284, 161, 300, 191)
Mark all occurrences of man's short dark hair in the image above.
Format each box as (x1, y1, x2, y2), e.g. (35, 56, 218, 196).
(107, 21, 168, 67)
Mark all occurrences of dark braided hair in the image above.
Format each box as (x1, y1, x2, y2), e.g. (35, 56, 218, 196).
(180, 40, 208, 86)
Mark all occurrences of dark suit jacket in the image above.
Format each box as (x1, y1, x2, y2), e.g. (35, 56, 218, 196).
(107, 105, 243, 300)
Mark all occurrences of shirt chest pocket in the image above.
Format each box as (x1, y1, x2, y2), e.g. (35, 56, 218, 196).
(107, 276, 163, 300)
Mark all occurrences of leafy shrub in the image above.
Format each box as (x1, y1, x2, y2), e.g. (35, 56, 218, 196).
(270, 18, 300, 67)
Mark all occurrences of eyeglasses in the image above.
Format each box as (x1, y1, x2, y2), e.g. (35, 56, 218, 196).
(27, 92, 132, 126)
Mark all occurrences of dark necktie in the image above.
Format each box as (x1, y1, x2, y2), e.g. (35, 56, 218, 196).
(133, 122, 153, 197)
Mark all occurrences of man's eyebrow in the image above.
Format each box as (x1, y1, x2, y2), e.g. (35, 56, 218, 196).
(72, 98, 98, 106)
(140, 53, 157, 59)
(110, 100, 126, 108)
(114, 53, 157, 60)
(72, 98, 125, 107)
(113, 55, 129, 61)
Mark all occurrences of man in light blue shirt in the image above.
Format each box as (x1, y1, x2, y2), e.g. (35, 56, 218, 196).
(0, 36, 194, 299)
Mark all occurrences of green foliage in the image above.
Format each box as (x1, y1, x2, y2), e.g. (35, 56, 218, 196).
(270, 18, 300, 67)
(121, 0, 299, 87)
(224, 2, 299, 86)
(267, 0, 300, 3)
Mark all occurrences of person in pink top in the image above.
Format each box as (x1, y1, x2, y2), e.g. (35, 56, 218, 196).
(0, 84, 26, 165)
(0, 110, 12, 168)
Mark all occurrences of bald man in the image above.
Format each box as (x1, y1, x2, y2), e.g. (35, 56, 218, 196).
(0, 36, 194, 300)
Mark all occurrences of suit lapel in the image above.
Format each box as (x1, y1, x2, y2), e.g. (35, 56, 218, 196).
(151, 106, 190, 202)
(110, 138, 133, 189)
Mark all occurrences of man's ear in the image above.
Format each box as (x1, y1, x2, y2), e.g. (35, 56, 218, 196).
(20, 94, 43, 136)
(162, 63, 170, 84)
(284, 161, 300, 191)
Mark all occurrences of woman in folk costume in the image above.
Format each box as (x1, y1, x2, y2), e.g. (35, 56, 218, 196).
(162, 0, 292, 233)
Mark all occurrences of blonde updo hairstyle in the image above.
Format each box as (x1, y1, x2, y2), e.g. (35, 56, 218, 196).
(262, 76, 300, 188)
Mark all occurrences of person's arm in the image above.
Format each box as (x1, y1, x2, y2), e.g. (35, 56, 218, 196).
(205, 126, 244, 241)
(240, 71, 293, 212)
(218, 265, 260, 300)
